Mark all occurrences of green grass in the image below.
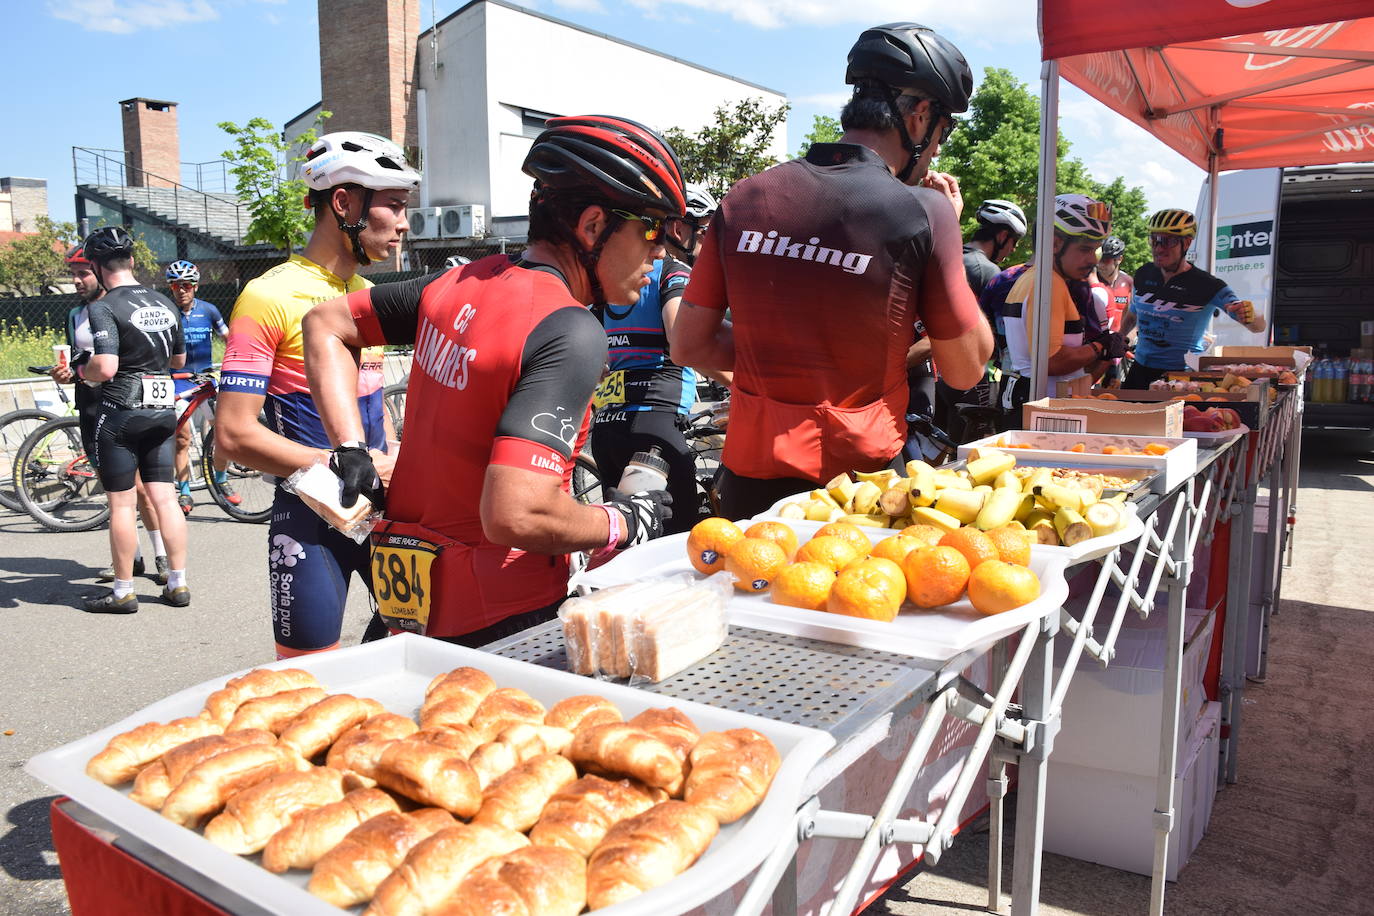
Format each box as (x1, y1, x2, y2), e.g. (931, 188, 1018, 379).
(0, 320, 65, 380)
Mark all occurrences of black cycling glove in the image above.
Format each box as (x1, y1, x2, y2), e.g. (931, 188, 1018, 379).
(330, 445, 383, 510)
(605, 488, 674, 548)
(1100, 331, 1129, 361)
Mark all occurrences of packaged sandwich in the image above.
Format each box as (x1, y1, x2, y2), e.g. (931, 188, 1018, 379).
(282, 461, 380, 544)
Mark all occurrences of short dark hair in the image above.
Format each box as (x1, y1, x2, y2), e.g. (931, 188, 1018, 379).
(972, 224, 1009, 244)
(93, 254, 134, 272)
(840, 86, 923, 132)
(309, 183, 364, 222)
(526, 186, 608, 247)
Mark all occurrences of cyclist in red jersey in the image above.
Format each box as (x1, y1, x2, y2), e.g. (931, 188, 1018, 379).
(1091, 236, 1132, 385)
(670, 23, 993, 519)
(302, 115, 685, 646)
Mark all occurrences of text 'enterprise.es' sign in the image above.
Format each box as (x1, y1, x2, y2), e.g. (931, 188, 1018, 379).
(1214, 219, 1274, 260)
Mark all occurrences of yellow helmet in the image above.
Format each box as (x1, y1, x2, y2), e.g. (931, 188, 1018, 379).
(1147, 208, 1197, 238)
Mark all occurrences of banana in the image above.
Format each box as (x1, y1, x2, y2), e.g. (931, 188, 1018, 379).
(906, 461, 938, 508)
(1035, 482, 1084, 514)
(934, 488, 986, 525)
(1028, 517, 1059, 545)
(905, 459, 935, 479)
(809, 488, 840, 508)
(933, 470, 973, 491)
(974, 487, 1022, 531)
(1014, 494, 1037, 521)
(804, 499, 836, 522)
(1022, 467, 1052, 495)
(994, 470, 1022, 492)
(878, 478, 912, 517)
(1084, 501, 1124, 537)
(1024, 508, 1055, 528)
(855, 469, 900, 488)
(910, 506, 962, 534)
(1054, 507, 1093, 546)
(825, 476, 856, 507)
(973, 484, 993, 495)
(965, 451, 1016, 485)
(826, 506, 846, 522)
(778, 501, 807, 520)
(849, 481, 883, 515)
(841, 513, 891, 528)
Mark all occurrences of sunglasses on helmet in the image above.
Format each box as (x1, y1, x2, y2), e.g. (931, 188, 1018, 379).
(611, 209, 666, 243)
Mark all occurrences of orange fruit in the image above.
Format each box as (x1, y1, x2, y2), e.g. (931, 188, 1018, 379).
(795, 536, 862, 573)
(986, 525, 1032, 566)
(1097, 392, 1118, 399)
(939, 527, 1000, 570)
(1068, 442, 1086, 452)
(898, 524, 946, 547)
(1182, 393, 1203, 401)
(968, 560, 1041, 616)
(745, 520, 800, 560)
(771, 561, 837, 611)
(1143, 443, 1170, 456)
(902, 546, 971, 609)
(723, 538, 788, 592)
(826, 559, 906, 622)
(870, 535, 923, 565)
(686, 517, 745, 575)
(813, 522, 872, 557)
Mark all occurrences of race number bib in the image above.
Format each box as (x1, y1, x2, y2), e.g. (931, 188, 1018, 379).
(592, 370, 625, 410)
(371, 537, 438, 631)
(141, 375, 175, 409)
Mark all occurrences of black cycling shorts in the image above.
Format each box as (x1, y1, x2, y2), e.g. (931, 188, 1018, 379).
(92, 403, 176, 491)
(590, 409, 698, 535)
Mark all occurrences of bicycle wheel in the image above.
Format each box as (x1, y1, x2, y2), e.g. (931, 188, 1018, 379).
(14, 416, 110, 532)
(572, 454, 602, 505)
(0, 408, 57, 512)
(382, 382, 407, 442)
(200, 427, 273, 523)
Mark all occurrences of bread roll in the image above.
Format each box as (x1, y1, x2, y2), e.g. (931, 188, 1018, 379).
(468, 723, 574, 790)
(308, 808, 454, 907)
(627, 707, 699, 761)
(585, 800, 718, 909)
(568, 723, 684, 793)
(473, 753, 578, 833)
(279, 695, 386, 760)
(130, 729, 275, 809)
(365, 822, 529, 916)
(435, 845, 586, 916)
(326, 713, 418, 772)
(201, 668, 321, 727)
(226, 687, 328, 734)
(528, 775, 667, 857)
(410, 725, 485, 758)
(374, 736, 482, 817)
(543, 695, 621, 733)
(261, 787, 401, 873)
(86, 716, 223, 786)
(203, 766, 349, 854)
(161, 744, 309, 828)
(469, 688, 546, 741)
(418, 667, 497, 728)
(684, 729, 781, 824)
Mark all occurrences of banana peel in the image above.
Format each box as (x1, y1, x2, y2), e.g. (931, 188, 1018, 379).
(966, 450, 1016, 485)
(911, 506, 962, 534)
(974, 487, 1023, 530)
(840, 513, 892, 528)
(934, 488, 986, 525)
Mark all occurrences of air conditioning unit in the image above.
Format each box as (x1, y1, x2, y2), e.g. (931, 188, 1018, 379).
(407, 207, 442, 239)
(440, 204, 485, 239)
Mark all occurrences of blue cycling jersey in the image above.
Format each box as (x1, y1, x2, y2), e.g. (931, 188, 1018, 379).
(1130, 263, 1241, 370)
(599, 257, 697, 415)
(178, 299, 227, 372)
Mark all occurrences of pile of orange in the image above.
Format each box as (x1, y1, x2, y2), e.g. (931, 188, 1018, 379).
(685, 517, 1043, 620)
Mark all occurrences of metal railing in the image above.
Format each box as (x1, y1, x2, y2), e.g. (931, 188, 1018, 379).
(71, 147, 247, 244)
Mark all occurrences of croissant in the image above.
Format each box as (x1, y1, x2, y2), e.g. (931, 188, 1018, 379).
(374, 736, 482, 817)
(226, 687, 328, 734)
(261, 787, 401, 873)
(86, 716, 223, 786)
(436, 845, 586, 916)
(684, 729, 781, 824)
(627, 707, 700, 761)
(161, 744, 309, 828)
(365, 822, 529, 916)
(425, 666, 498, 701)
(308, 808, 454, 907)
(203, 766, 349, 854)
(130, 729, 275, 809)
(567, 723, 684, 793)
(528, 774, 667, 857)
(585, 800, 719, 909)
(201, 668, 321, 727)
(472, 753, 578, 833)
(543, 695, 622, 733)
(410, 725, 485, 758)
(279, 695, 386, 760)
(326, 713, 418, 772)
(418, 668, 497, 726)
(468, 723, 574, 790)
(469, 688, 546, 741)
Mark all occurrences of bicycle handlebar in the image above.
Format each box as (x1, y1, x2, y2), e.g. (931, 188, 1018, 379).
(28, 365, 55, 375)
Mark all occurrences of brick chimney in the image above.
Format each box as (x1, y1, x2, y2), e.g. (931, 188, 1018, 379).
(318, 0, 418, 150)
(120, 98, 180, 188)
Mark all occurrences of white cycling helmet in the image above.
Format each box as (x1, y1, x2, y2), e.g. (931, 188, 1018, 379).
(683, 184, 718, 220)
(1053, 193, 1112, 241)
(165, 259, 200, 284)
(976, 199, 1026, 237)
(300, 131, 420, 192)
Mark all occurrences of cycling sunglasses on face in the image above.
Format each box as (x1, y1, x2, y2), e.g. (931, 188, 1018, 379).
(170, 281, 197, 290)
(610, 209, 666, 243)
(1150, 233, 1184, 247)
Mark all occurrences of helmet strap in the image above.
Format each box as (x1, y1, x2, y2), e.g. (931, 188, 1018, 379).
(333, 187, 376, 265)
(883, 87, 941, 184)
(577, 216, 621, 318)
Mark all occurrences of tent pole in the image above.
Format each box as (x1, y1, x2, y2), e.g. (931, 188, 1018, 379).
(1030, 59, 1060, 402)
(1204, 129, 1220, 275)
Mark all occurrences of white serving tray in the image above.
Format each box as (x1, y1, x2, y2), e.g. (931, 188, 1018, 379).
(581, 521, 1070, 663)
(957, 431, 1198, 493)
(1183, 425, 1250, 445)
(26, 635, 834, 916)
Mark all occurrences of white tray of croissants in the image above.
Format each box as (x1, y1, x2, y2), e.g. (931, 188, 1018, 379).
(26, 633, 835, 916)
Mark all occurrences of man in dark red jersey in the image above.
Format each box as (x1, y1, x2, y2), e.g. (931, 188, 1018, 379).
(671, 22, 993, 519)
(302, 116, 685, 646)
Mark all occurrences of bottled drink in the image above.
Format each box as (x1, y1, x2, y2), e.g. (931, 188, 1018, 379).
(1312, 359, 1327, 402)
(617, 446, 670, 494)
(1334, 358, 1349, 404)
(1318, 359, 1333, 403)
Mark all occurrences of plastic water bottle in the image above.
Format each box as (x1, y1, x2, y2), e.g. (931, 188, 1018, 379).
(617, 446, 670, 495)
(1334, 358, 1349, 404)
(1311, 359, 1326, 402)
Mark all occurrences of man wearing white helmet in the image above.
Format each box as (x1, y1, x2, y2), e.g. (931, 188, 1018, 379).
(216, 131, 416, 658)
(164, 259, 230, 515)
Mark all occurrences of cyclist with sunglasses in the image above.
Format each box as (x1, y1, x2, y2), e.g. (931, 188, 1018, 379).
(164, 260, 231, 515)
(302, 115, 685, 647)
(670, 22, 991, 519)
(1121, 208, 1266, 390)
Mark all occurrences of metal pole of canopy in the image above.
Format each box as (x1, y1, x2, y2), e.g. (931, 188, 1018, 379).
(1030, 59, 1060, 402)
(1203, 115, 1221, 276)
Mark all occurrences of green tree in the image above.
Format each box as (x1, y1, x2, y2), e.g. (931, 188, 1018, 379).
(663, 98, 789, 198)
(219, 111, 331, 252)
(0, 216, 155, 296)
(796, 114, 842, 158)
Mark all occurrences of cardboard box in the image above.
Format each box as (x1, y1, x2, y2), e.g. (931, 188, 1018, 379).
(1212, 345, 1312, 361)
(1022, 398, 1183, 437)
(1361, 320, 1374, 350)
(1044, 702, 1220, 881)
(1108, 388, 1271, 430)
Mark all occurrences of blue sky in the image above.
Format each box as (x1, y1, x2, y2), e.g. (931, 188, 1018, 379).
(12, 0, 1203, 226)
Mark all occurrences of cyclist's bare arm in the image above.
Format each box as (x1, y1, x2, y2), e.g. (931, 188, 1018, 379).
(662, 292, 731, 386)
(482, 465, 623, 553)
(920, 191, 993, 390)
(216, 390, 329, 478)
(301, 296, 371, 447)
(669, 299, 735, 373)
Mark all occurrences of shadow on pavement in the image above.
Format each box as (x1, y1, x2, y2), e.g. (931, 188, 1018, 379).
(0, 556, 104, 608)
(0, 795, 60, 881)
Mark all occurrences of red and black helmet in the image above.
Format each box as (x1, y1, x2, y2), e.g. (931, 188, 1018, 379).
(64, 245, 90, 266)
(523, 115, 686, 218)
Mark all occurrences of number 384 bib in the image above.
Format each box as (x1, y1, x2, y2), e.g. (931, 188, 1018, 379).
(369, 523, 447, 632)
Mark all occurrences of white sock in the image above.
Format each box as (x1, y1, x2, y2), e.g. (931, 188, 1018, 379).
(113, 579, 134, 599)
(149, 531, 165, 556)
(167, 570, 187, 589)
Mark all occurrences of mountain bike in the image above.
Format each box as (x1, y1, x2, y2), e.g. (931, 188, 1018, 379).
(678, 398, 729, 520)
(0, 369, 71, 512)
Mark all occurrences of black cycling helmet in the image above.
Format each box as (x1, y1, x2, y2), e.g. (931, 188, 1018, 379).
(1101, 236, 1126, 259)
(83, 226, 135, 262)
(522, 115, 686, 218)
(845, 23, 973, 114)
